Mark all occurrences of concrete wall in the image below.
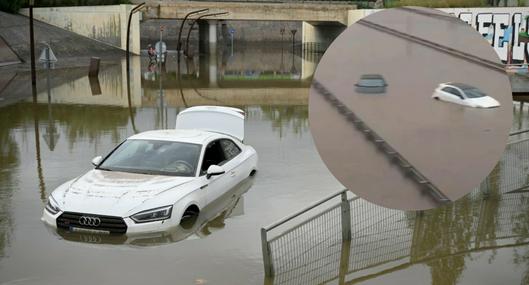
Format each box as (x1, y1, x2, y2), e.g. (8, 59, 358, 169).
(35, 57, 141, 107)
(348, 8, 529, 63)
(302, 22, 346, 52)
(141, 20, 301, 50)
(0, 10, 124, 68)
(20, 5, 141, 54)
(146, 1, 355, 25)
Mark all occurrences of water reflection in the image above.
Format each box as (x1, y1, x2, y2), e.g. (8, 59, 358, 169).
(267, 137, 529, 284)
(0, 40, 528, 284)
(0, 40, 318, 256)
(50, 177, 254, 247)
(259, 105, 308, 138)
(0, 104, 19, 258)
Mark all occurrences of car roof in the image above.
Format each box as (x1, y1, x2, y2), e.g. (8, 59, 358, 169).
(127, 129, 223, 145)
(443, 82, 476, 90)
(360, 74, 385, 80)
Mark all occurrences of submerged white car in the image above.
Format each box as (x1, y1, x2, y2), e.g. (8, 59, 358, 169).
(432, 83, 500, 108)
(42, 106, 258, 235)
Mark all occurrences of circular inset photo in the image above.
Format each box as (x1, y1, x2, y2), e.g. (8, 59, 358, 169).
(309, 7, 513, 210)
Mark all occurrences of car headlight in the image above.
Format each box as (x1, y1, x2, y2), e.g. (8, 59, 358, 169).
(130, 205, 173, 223)
(45, 196, 61, 215)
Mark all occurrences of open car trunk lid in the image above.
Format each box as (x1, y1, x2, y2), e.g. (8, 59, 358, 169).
(175, 106, 245, 141)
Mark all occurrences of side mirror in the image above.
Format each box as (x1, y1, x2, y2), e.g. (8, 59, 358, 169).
(206, 165, 225, 179)
(91, 156, 103, 167)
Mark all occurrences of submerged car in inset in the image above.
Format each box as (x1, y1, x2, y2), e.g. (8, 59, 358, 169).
(432, 83, 500, 108)
(355, 74, 387, 94)
(42, 106, 258, 235)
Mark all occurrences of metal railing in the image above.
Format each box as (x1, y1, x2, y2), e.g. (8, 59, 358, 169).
(261, 128, 529, 281)
(261, 189, 354, 277)
(313, 80, 450, 204)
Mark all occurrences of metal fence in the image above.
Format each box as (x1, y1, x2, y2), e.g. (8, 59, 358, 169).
(261, 130, 529, 284)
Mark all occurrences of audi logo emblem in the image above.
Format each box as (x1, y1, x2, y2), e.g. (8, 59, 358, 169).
(79, 216, 101, 227)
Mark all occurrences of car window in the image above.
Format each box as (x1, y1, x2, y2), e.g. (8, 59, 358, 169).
(464, 88, 486, 98)
(357, 78, 386, 87)
(200, 140, 227, 175)
(442, 87, 463, 99)
(98, 139, 201, 177)
(220, 139, 241, 160)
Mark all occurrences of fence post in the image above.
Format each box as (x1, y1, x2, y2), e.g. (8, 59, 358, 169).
(482, 175, 490, 199)
(261, 228, 274, 277)
(341, 191, 352, 241)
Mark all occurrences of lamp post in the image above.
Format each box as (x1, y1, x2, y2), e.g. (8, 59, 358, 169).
(126, 2, 145, 74)
(290, 29, 297, 75)
(176, 8, 209, 54)
(28, 0, 46, 203)
(125, 3, 144, 135)
(29, 0, 36, 92)
(184, 12, 229, 57)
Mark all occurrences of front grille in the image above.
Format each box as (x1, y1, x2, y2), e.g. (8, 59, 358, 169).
(57, 212, 127, 234)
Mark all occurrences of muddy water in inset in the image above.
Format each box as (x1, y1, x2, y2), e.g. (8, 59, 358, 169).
(0, 42, 527, 285)
(310, 8, 513, 210)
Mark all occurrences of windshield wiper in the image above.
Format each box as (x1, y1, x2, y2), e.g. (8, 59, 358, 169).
(97, 167, 113, 172)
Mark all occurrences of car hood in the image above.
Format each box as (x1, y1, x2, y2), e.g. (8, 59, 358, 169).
(467, 96, 500, 108)
(55, 170, 195, 217)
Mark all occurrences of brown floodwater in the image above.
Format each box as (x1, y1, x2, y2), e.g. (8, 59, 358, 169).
(310, 8, 513, 210)
(0, 42, 528, 285)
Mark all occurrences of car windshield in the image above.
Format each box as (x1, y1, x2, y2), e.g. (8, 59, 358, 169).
(98, 139, 201, 177)
(464, 88, 486, 98)
(357, 79, 385, 87)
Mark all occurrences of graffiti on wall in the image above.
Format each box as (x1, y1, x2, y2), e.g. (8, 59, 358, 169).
(441, 8, 529, 63)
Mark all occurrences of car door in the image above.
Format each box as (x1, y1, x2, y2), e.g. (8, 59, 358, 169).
(219, 139, 244, 190)
(198, 139, 231, 205)
(441, 87, 464, 104)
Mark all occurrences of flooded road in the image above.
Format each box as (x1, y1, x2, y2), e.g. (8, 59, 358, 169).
(0, 42, 528, 284)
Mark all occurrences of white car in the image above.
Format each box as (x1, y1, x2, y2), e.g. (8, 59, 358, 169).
(42, 106, 258, 235)
(50, 176, 255, 246)
(432, 83, 500, 108)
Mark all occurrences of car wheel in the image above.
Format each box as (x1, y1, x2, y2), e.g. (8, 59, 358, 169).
(180, 205, 200, 229)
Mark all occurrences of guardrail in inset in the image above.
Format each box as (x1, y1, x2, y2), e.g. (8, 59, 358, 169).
(261, 189, 353, 277)
(312, 80, 451, 204)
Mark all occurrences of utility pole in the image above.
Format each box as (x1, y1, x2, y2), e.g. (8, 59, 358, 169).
(29, 0, 36, 93)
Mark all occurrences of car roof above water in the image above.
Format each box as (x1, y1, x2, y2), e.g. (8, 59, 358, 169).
(360, 74, 385, 80)
(127, 129, 219, 145)
(443, 82, 477, 90)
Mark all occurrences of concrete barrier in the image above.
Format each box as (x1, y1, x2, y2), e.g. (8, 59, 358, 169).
(20, 5, 141, 55)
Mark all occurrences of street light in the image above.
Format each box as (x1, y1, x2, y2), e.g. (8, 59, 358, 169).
(126, 2, 145, 70)
(184, 12, 229, 57)
(125, 2, 145, 136)
(29, 0, 36, 92)
(177, 8, 209, 54)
